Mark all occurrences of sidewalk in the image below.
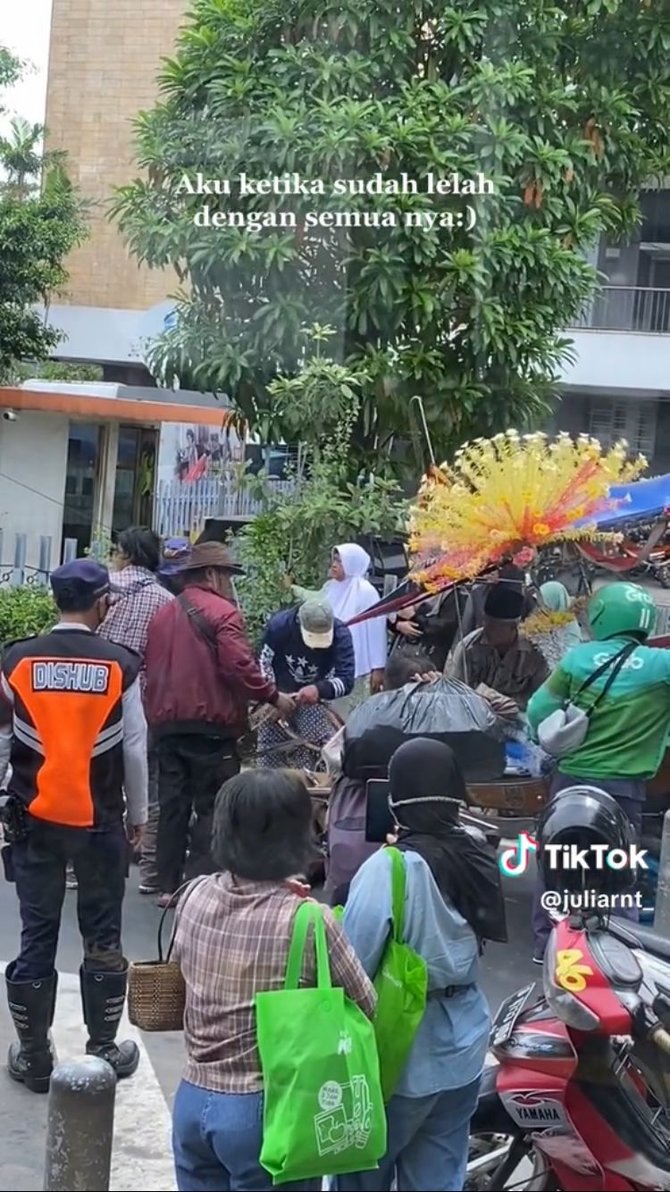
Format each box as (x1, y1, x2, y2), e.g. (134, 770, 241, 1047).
(0, 965, 175, 1192)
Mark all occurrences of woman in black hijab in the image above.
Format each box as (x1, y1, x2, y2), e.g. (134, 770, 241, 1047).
(388, 739, 507, 946)
(337, 739, 506, 1192)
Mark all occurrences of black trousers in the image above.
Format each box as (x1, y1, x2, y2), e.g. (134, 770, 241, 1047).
(11, 819, 127, 982)
(156, 734, 240, 893)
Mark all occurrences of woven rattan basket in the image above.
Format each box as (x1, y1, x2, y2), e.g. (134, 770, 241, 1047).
(128, 957, 185, 1033)
(128, 878, 204, 1032)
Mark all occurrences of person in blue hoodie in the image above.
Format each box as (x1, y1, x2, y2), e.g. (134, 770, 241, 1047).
(336, 738, 496, 1192)
(258, 599, 355, 768)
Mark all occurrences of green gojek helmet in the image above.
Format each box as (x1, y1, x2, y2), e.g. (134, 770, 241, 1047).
(587, 582, 657, 642)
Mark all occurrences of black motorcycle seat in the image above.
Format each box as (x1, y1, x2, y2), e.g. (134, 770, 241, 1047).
(609, 917, 670, 962)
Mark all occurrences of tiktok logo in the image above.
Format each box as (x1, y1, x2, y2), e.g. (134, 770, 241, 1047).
(499, 831, 538, 877)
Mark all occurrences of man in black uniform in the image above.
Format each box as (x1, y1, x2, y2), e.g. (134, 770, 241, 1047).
(0, 560, 148, 1093)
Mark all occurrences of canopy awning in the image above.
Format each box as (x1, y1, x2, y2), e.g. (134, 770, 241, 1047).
(582, 474, 670, 529)
(0, 386, 234, 427)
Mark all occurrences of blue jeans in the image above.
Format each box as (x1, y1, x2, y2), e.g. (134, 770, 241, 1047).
(172, 1081, 320, 1191)
(334, 1078, 481, 1192)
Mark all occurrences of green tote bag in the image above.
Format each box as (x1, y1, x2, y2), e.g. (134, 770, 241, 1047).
(255, 901, 387, 1185)
(373, 847, 428, 1101)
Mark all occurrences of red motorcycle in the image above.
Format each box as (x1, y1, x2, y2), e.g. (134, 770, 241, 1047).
(467, 914, 670, 1190)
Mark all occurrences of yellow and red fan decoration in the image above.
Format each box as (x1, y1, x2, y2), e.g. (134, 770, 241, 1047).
(410, 431, 646, 591)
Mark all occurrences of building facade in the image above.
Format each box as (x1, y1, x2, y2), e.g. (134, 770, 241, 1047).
(15, 0, 243, 565)
(45, 0, 185, 316)
(0, 384, 242, 573)
(32, 2, 670, 564)
(552, 189, 670, 473)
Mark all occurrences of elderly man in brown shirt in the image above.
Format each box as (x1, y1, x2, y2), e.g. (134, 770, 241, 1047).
(449, 582, 549, 715)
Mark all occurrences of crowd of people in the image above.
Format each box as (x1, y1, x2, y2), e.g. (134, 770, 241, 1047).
(1, 524, 668, 1191)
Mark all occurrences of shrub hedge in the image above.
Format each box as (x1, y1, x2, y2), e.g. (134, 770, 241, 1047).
(0, 586, 56, 645)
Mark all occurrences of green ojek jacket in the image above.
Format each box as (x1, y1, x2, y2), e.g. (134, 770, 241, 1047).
(527, 635, 670, 780)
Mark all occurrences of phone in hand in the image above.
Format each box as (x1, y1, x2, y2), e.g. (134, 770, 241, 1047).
(365, 779, 394, 844)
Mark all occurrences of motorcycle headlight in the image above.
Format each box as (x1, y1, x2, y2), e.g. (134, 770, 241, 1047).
(543, 934, 599, 1031)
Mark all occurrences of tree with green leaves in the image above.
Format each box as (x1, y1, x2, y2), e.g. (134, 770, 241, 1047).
(231, 327, 407, 641)
(0, 47, 88, 381)
(0, 46, 22, 92)
(115, 0, 669, 470)
(1, 117, 47, 200)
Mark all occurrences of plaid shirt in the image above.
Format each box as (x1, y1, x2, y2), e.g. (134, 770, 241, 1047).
(172, 874, 377, 1093)
(99, 566, 173, 666)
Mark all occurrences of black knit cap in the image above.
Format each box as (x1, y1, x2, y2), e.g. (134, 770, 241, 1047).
(484, 582, 524, 621)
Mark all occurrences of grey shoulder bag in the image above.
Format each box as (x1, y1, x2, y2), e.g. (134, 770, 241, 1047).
(537, 641, 638, 759)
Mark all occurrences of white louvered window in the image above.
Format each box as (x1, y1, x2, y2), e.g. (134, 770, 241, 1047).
(588, 400, 657, 458)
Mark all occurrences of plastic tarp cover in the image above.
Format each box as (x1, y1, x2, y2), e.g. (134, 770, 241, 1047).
(342, 678, 507, 783)
(580, 474, 670, 530)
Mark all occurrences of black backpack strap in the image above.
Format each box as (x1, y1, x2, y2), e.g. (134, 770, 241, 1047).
(177, 593, 219, 663)
(577, 641, 638, 714)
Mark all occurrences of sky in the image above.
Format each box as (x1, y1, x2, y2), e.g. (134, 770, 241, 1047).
(0, 0, 53, 135)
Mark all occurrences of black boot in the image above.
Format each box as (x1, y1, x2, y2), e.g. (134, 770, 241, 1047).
(6, 963, 57, 1094)
(79, 965, 139, 1079)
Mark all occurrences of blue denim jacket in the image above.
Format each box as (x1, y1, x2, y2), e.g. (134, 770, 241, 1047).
(343, 848, 491, 1097)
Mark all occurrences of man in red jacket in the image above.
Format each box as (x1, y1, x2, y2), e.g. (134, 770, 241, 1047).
(144, 542, 293, 903)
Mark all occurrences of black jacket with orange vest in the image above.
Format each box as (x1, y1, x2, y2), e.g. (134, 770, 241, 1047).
(0, 625, 146, 829)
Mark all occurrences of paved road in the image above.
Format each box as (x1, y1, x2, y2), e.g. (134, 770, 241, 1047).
(0, 861, 537, 1190)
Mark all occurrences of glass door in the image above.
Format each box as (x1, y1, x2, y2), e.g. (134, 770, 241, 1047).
(112, 426, 141, 535)
(62, 423, 102, 555)
(112, 426, 158, 536)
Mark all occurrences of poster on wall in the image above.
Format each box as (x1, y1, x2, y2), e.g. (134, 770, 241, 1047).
(156, 421, 244, 486)
(154, 421, 245, 541)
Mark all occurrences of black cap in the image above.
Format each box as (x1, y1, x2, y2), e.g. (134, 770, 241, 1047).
(484, 582, 524, 621)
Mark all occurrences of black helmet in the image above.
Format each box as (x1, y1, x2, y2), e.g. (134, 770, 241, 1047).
(537, 786, 635, 897)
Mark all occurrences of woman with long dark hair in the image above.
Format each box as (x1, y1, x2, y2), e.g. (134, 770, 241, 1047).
(336, 738, 506, 1192)
(170, 768, 376, 1191)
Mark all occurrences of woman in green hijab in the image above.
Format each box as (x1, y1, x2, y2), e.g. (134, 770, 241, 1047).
(522, 581, 583, 669)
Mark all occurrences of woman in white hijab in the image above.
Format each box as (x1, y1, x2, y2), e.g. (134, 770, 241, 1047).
(323, 543, 388, 710)
(290, 543, 388, 710)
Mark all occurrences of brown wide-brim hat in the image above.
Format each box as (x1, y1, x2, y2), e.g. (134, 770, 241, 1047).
(178, 542, 245, 575)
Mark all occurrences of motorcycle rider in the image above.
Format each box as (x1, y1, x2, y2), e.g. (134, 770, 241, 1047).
(527, 581, 670, 958)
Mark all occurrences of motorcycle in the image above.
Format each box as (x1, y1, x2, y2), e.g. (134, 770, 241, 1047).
(466, 913, 670, 1190)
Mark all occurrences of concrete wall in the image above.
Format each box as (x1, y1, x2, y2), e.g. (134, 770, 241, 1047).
(45, 0, 187, 310)
(0, 413, 69, 571)
(560, 329, 670, 394)
(547, 394, 589, 439)
(550, 392, 670, 476)
(44, 304, 148, 364)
